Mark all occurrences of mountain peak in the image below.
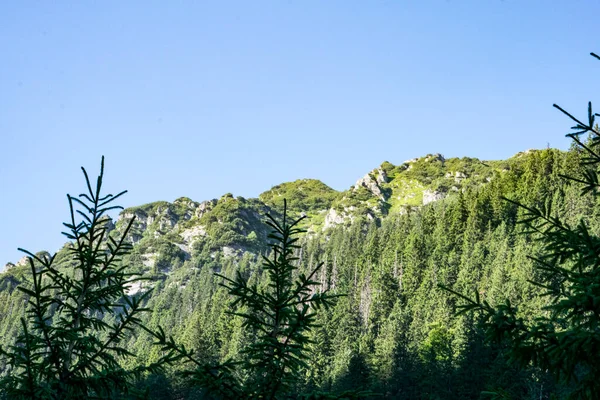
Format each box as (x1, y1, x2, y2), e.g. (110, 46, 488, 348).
(259, 179, 339, 215)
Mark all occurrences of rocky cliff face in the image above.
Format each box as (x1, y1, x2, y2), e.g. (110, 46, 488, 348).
(318, 153, 500, 230)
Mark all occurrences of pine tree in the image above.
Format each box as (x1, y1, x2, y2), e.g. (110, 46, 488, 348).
(152, 200, 373, 399)
(441, 52, 600, 399)
(0, 157, 171, 399)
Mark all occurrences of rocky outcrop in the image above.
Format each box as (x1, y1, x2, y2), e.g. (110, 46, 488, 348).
(119, 204, 180, 243)
(354, 173, 383, 199)
(514, 149, 537, 158)
(119, 211, 152, 241)
(16, 256, 30, 267)
(376, 168, 388, 185)
(425, 153, 445, 163)
(173, 197, 199, 221)
(423, 189, 446, 205)
(2, 254, 50, 272)
(195, 200, 215, 219)
(446, 171, 467, 183)
(454, 171, 466, 183)
(324, 206, 358, 229)
(157, 210, 177, 231)
(222, 246, 241, 258)
(3, 262, 15, 271)
(180, 225, 207, 243)
(125, 280, 152, 296)
(324, 208, 345, 229)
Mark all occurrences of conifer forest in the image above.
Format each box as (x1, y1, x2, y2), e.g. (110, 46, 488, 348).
(3, 2, 600, 398)
(3, 73, 600, 398)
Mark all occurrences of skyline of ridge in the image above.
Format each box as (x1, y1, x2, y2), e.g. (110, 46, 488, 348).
(2, 146, 548, 268)
(2, 1, 598, 264)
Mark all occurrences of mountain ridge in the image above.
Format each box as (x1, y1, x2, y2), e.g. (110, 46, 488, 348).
(1, 146, 582, 398)
(2, 149, 538, 271)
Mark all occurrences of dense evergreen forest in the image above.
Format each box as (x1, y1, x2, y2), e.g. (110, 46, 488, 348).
(0, 141, 598, 398)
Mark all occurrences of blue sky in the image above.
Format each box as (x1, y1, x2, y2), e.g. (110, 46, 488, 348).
(1, 1, 599, 265)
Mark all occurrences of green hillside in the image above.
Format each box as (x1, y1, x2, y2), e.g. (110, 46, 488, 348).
(0, 148, 591, 399)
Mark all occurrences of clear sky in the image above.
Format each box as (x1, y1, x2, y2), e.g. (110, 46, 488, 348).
(1, 1, 599, 266)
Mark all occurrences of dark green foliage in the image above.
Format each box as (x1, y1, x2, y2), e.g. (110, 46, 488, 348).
(0, 158, 169, 399)
(105, 147, 578, 399)
(217, 200, 340, 396)
(2, 131, 598, 398)
(259, 179, 340, 215)
(197, 195, 272, 252)
(441, 53, 600, 399)
(150, 200, 375, 399)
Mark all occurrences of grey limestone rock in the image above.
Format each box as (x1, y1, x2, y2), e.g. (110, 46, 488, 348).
(324, 208, 345, 229)
(422, 189, 446, 205)
(354, 173, 383, 198)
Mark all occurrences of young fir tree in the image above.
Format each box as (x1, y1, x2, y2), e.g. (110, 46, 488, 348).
(152, 200, 372, 399)
(0, 157, 171, 399)
(441, 53, 600, 399)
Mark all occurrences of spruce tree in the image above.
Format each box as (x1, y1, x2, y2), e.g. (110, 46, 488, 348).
(0, 157, 170, 399)
(152, 200, 372, 399)
(441, 52, 600, 399)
